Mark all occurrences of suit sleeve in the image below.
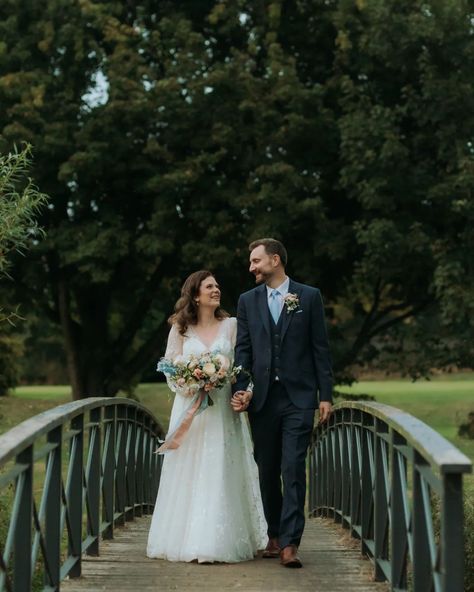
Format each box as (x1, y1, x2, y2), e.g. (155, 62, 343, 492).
(311, 289, 333, 403)
(233, 295, 253, 394)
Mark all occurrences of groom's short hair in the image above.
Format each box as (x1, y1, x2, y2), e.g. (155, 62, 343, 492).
(249, 238, 288, 267)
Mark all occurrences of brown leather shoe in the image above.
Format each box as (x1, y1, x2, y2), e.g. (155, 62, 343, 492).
(262, 537, 280, 558)
(280, 544, 302, 568)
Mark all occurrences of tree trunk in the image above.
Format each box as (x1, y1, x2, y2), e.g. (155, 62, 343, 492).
(57, 278, 85, 400)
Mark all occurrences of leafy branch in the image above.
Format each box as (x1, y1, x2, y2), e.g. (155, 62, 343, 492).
(0, 144, 49, 322)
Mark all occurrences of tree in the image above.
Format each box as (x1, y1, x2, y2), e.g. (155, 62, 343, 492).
(0, 0, 472, 398)
(323, 0, 474, 377)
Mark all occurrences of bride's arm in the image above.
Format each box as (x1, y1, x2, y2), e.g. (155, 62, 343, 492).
(164, 323, 183, 361)
(162, 324, 185, 394)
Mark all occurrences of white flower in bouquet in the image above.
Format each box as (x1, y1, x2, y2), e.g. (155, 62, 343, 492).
(202, 362, 217, 376)
(187, 358, 199, 370)
(214, 353, 230, 371)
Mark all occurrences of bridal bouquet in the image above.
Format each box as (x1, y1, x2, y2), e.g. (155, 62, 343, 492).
(157, 352, 241, 406)
(155, 352, 242, 454)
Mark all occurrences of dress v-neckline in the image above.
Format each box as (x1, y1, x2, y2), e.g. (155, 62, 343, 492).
(189, 320, 225, 350)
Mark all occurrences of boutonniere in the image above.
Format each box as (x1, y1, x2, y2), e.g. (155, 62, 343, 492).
(283, 293, 300, 313)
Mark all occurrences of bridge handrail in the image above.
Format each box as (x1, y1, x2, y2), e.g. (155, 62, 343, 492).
(309, 400, 472, 592)
(0, 396, 165, 592)
(0, 397, 163, 465)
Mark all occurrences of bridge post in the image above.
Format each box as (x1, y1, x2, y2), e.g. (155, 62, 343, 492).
(340, 408, 351, 529)
(412, 452, 432, 591)
(390, 430, 408, 589)
(68, 414, 84, 577)
(115, 405, 127, 526)
(45, 425, 62, 588)
(86, 407, 101, 555)
(373, 419, 388, 581)
(350, 410, 361, 538)
(126, 406, 137, 521)
(13, 447, 33, 592)
(142, 415, 152, 510)
(135, 410, 145, 516)
(102, 405, 116, 539)
(441, 472, 464, 591)
(317, 431, 325, 516)
(360, 413, 373, 556)
(333, 420, 342, 523)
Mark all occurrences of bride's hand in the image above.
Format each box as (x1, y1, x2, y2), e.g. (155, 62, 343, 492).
(231, 390, 252, 412)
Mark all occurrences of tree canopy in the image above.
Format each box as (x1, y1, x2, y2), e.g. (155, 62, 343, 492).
(0, 0, 472, 397)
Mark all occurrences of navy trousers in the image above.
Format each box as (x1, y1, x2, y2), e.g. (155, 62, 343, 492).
(248, 381, 315, 549)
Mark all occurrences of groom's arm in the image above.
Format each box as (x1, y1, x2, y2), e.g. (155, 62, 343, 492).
(233, 294, 253, 394)
(310, 289, 333, 403)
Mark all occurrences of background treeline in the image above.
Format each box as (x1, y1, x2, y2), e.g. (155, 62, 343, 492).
(0, 0, 473, 398)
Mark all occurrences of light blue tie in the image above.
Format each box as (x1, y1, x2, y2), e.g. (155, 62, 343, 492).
(269, 289, 281, 324)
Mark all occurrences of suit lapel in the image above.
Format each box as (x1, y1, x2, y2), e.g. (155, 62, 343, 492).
(281, 280, 302, 342)
(257, 284, 271, 336)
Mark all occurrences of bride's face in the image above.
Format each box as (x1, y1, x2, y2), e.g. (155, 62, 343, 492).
(197, 276, 221, 309)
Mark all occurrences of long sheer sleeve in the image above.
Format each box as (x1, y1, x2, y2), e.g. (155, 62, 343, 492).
(229, 317, 238, 350)
(163, 324, 184, 394)
(165, 323, 183, 361)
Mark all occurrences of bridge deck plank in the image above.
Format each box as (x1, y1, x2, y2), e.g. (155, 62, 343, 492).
(61, 516, 389, 592)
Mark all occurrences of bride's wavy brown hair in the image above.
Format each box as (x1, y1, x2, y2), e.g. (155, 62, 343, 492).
(169, 270, 229, 335)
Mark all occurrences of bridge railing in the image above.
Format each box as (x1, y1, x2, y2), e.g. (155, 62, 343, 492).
(309, 401, 472, 592)
(0, 397, 164, 592)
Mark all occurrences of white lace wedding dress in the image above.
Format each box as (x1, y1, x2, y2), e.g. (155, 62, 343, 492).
(146, 317, 267, 563)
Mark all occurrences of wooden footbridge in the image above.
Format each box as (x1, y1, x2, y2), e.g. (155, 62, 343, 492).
(0, 398, 471, 592)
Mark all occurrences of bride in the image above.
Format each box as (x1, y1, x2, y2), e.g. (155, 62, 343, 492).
(146, 270, 267, 563)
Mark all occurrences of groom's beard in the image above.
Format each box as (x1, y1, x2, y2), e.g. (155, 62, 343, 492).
(253, 271, 272, 285)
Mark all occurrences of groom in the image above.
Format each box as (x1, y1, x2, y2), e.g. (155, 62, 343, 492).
(231, 238, 333, 568)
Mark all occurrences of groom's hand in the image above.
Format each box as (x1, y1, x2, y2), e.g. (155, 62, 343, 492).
(318, 401, 332, 424)
(231, 390, 252, 412)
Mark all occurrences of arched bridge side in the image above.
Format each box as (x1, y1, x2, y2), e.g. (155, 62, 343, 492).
(309, 401, 472, 592)
(0, 397, 164, 592)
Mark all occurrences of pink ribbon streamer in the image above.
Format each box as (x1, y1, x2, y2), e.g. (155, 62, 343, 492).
(156, 389, 207, 454)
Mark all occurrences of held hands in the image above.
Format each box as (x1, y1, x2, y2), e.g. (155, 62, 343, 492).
(231, 390, 252, 413)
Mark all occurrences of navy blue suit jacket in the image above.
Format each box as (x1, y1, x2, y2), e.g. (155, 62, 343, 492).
(233, 280, 333, 412)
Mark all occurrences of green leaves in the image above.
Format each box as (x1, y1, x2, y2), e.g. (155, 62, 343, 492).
(0, 144, 48, 278)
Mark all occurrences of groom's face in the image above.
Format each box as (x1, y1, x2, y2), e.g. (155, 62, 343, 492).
(249, 245, 277, 284)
